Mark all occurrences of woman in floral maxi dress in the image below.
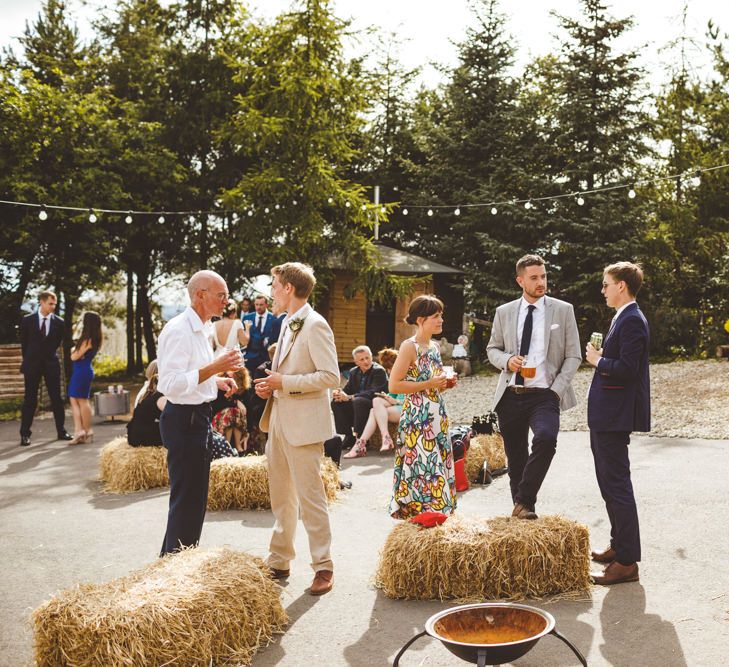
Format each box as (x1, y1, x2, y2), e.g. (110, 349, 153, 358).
(388, 295, 457, 519)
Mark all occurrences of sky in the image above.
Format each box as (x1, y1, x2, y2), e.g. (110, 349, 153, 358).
(2, 0, 728, 91)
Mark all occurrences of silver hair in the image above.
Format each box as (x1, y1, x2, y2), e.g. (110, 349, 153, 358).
(352, 345, 372, 358)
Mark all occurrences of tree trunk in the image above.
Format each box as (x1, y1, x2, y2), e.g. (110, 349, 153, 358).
(126, 268, 135, 373)
(134, 278, 144, 373)
(138, 284, 157, 362)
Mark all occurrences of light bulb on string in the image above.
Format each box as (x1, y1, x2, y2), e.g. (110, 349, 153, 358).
(345, 201, 350, 208)
(188, 215, 195, 224)
(402, 208, 408, 215)
(524, 201, 532, 210)
(380, 206, 386, 214)
(247, 210, 253, 217)
(89, 210, 97, 223)
(38, 208, 48, 221)
(491, 207, 497, 215)
(264, 207, 270, 214)
(158, 215, 165, 224)
(327, 197, 333, 204)
(274, 204, 280, 210)
(292, 199, 298, 206)
(361, 204, 367, 211)
(427, 209, 434, 217)
(454, 207, 461, 216)
(628, 188, 636, 199)
(576, 196, 585, 206)
(126, 212, 133, 224)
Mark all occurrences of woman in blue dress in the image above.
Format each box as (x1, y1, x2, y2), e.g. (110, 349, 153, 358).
(68, 311, 103, 444)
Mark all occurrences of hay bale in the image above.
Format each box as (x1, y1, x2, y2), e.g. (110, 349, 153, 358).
(368, 420, 399, 450)
(375, 514, 591, 601)
(207, 454, 340, 511)
(465, 433, 507, 481)
(98, 437, 168, 493)
(31, 547, 287, 667)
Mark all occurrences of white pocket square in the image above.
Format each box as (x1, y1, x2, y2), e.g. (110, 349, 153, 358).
(550, 323, 560, 330)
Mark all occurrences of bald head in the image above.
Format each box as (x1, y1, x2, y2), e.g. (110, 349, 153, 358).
(187, 270, 229, 322)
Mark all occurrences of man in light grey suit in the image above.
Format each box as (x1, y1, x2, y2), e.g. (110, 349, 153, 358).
(487, 254, 581, 519)
(254, 262, 340, 596)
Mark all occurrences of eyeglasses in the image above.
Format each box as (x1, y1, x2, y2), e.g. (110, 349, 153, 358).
(201, 289, 230, 300)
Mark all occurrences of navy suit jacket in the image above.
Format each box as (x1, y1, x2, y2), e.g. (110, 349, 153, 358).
(341, 362, 388, 401)
(587, 302, 651, 433)
(20, 312, 65, 374)
(242, 310, 282, 367)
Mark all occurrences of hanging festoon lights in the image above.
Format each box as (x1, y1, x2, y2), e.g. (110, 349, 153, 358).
(38, 207, 48, 220)
(126, 212, 133, 224)
(88, 210, 97, 223)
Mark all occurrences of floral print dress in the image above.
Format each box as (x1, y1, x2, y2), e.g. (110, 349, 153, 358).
(389, 339, 456, 519)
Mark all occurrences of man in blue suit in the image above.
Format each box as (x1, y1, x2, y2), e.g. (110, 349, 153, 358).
(586, 261, 650, 586)
(243, 295, 282, 373)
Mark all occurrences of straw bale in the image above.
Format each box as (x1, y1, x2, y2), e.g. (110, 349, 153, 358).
(31, 547, 287, 667)
(464, 433, 507, 481)
(375, 514, 591, 601)
(207, 454, 340, 511)
(98, 437, 168, 493)
(368, 421, 399, 450)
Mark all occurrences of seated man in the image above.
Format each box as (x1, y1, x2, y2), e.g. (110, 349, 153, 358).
(331, 345, 388, 449)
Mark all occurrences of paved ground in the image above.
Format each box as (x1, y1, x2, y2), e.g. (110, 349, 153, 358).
(1, 411, 727, 666)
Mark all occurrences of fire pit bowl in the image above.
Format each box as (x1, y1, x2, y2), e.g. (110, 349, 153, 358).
(393, 603, 586, 666)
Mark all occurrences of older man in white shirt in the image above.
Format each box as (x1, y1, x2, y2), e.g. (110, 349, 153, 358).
(157, 270, 242, 555)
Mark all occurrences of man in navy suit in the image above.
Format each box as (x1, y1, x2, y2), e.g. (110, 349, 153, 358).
(19, 290, 72, 446)
(586, 261, 650, 585)
(242, 295, 282, 373)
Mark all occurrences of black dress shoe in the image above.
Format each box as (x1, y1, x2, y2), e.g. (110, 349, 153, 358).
(57, 431, 73, 441)
(20, 436, 31, 447)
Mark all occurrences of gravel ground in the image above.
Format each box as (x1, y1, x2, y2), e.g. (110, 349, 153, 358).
(444, 359, 729, 440)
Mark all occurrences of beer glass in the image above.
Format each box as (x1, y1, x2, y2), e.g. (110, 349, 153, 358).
(590, 332, 603, 350)
(519, 356, 536, 379)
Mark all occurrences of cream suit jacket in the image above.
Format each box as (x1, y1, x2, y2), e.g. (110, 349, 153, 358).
(486, 296, 582, 411)
(259, 305, 340, 446)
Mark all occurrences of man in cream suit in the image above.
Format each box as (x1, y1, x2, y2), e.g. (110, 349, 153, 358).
(487, 254, 581, 519)
(254, 262, 340, 596)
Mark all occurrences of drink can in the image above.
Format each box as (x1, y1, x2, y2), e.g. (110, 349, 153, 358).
(590, 332, 603, 349)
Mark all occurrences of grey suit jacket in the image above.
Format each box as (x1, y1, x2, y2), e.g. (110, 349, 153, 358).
(486, 296, 582, 411)
(259, 304, 340, 446)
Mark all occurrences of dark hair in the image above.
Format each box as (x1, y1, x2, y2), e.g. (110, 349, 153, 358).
(604, 261, 644, 296)
(38, 290, 56, 302)
(77, 311, 102, 350)
(223, 298, 238, 317)
(515, 254, 545, 276)
(378, 347, 398, 371)
(405, 295, 444, 326)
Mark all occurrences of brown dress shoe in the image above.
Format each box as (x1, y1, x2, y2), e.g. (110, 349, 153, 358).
(591, 546, 616, 563)
(512, 503, 538, 520)
(591, 561, 639, 585)
(267, 567, 290, 580)
(309, 570, 334, 596)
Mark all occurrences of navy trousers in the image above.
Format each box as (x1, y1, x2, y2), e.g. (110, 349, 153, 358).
(590, 430, 641, 564)
(495, 389, 560, 511)
(159, 402, 211, 556)
(20, 362, 66, 437)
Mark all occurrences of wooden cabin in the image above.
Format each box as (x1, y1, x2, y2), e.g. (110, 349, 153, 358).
(317, 244, 464, 362)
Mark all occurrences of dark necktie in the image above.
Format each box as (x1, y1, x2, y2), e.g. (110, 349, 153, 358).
(42, 317, 48, 337)
(515, 305, 536, 385)
(257, 315, 264, 333)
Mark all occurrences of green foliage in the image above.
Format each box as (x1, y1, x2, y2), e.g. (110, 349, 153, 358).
(93, 354, 128, 379)
(0, 397, 23, 422)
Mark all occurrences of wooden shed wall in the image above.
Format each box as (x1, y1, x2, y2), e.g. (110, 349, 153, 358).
(323, 272, 367, 361)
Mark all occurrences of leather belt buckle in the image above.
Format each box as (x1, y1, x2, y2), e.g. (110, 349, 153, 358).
(509, 385, 527, 395)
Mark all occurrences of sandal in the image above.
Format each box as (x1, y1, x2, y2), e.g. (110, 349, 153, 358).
(69, 431, 86, 445)
(379, 433, 395, 452)
(343, 438, 367, 458)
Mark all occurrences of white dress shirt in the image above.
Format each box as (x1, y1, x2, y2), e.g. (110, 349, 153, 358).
(38, 310, 50, 332)
(509, 296, 549, 388)
(157, 306, 217, 404)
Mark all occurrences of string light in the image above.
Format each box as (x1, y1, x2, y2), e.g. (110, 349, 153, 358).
(157, 215, 165, 223)
(361, 204, 367, 211)
(380, 206, 386, 214)
(292, 199, 298, 206)
(402, 208, 408, 215)
(524, 201, 532, 209)
(327, 197, 333, 204)
(274, 204, 280, 210)
(88, 210, 97, 223)
(264, 207, 270, 214)
(345, 201, 351, 208)
(427, 209, 434, 216)
(491, 207, 497, 215)
(126, 212, 133, 224)
(247, 210, 253, 217)
(454, 207, 461, 216)
(576, 196, 585, 206)
(628, 188, 636, 199)
(38, 208, 47, 220)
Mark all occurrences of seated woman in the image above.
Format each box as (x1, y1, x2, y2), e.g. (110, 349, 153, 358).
(211, 366, 252, 455)
(127, 365, 166, 447)
(344, 347, 405, 457)
(452, 334, 472, 377)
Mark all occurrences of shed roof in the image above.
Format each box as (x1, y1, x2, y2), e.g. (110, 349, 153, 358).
(369, 244, 462, 275)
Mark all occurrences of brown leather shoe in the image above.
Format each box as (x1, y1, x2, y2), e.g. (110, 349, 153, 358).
(267, 567, 290, 580)
(591, 545, 616, 563)
(591, 561, 639, 585)
(512, 503, 538, 520)
(309, 569, 333, 596)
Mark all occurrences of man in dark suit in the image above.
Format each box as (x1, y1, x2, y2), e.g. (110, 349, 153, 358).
(586, 261, 650, 586)
(242, 295, 282, 372)
(19, 290, 72, 446)
(331, 345, 388, 452)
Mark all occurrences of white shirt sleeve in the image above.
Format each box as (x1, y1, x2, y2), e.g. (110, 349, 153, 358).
(157, 327, 201, 399)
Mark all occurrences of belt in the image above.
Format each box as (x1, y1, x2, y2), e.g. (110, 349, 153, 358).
(507, 385, 548, 395)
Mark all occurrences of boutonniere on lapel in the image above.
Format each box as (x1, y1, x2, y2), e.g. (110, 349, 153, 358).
(288, 316, 306, 342)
